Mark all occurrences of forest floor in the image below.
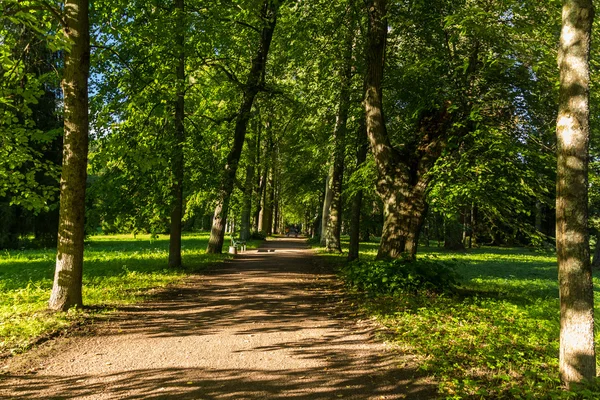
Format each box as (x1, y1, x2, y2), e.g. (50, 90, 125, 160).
(0, 237, 436, 399)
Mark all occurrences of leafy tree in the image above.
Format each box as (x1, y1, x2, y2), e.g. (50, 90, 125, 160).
(206, 0, 282, 253)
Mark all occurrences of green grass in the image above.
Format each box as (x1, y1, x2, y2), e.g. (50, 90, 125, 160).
(0, 233, 261, 355)
(317, 238, 600, 399)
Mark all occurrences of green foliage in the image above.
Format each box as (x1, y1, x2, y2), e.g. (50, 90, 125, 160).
(341, 256, 460, 296)
(249, 230, 267, 240)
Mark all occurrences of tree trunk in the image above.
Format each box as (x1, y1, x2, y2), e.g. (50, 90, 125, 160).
(556, 0, 596, 387)
(377, 178, 429, 259)
(364, 0, 451, 260)
(591, 238, 600, 270)
(265, 169, 274, 235)
(444, 214, 465, 251)
(168, 0, 185, 268)
(320, 165, 333, 246)
(252, 118, 262, 232)
(240, 126, 257, 241)
(326, 15, 354, 253)
(348, 119, 368, 261)
(206, 0, 279, 253)
(240, 157, 255, 241)
(49, 0, 90, 311)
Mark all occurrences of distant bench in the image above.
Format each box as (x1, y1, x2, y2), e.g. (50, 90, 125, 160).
(229, 237, 246, 254)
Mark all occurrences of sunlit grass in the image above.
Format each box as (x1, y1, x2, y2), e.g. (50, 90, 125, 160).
(0, 233, 260, 355)
(316, 237, 600, 398)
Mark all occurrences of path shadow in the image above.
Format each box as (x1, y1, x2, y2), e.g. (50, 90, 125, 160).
(1, 363, 434, 399)
(1, 237, 438, 399)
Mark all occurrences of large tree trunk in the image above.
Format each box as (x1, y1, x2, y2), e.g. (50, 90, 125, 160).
(168, 0, 185, 268)
(206, 0, 279, 253)
(377, 176, 429, 259)
(49, 0, 90, 311)
(556, 0, 596, 387)
(364, 0, 451, 260)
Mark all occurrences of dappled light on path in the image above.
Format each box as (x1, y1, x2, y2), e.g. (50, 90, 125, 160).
(0, 237, 435, 399)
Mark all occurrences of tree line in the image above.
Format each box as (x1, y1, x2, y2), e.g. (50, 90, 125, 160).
(0, 0, 598, 388)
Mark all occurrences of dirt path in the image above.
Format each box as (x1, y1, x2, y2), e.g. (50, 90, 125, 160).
(0, 237, 436, 399)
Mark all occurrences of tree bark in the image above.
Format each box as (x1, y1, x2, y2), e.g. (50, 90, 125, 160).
(320, 165, 333, 246)
(326, 14, 354, 253)
(240, 146, 255, 241)
(556, 0, 596, 387)
(206, 0, 279, 253)
(168, 0, 185, 268)
(49, 0, 90, 311)
(363, 0, 451, 260)
(348, 119, 368, 261)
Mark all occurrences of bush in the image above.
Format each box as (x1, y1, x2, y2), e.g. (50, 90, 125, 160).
(340, 255, 461, 295)
(250, 230, 267, 240)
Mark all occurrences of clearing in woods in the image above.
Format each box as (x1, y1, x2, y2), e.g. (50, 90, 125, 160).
(0, 237, 436, 399)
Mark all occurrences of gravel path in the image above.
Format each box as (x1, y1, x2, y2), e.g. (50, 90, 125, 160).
(0, 237, 436, 399)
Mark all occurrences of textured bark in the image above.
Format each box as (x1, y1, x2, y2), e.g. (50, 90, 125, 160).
(168, 0, 185, 268)
(364, 0, 451, 260)
(207, 0, 279, 253)
(49, 0, 90, 311)
(348, 120, 368, 261)
(556, 0, 596, 387)
(326, 16, 354, 253)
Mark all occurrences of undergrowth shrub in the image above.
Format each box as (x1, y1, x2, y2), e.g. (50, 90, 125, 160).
(340, 255, 461, 295)
(250, 231, 267, 240)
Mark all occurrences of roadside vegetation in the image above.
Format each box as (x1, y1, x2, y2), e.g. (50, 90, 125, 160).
(0, 233, 259, 356)
(316, 239, 600, 399)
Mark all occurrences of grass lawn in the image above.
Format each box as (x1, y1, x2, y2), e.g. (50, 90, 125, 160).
(0, 233, 260, 356)
(316, 239, 600, 399)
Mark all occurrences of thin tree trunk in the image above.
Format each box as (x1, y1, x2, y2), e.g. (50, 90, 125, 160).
(168, 0, 185, 268)
(535, 200, 543, 232)
(320, 165, 333, 246)
(252, 116, 262, 232)
(326, 14, 354, 253)
(240, 124, 257, 241)
(591, 238, 600, 270)
(444, 214, 465, 251)
(556, 0, 596, 387)
(240, 152, 255, 241)
(348, 119, 368, 261)
(49, 0, 90, 311)
(206, 0, 279, 253)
